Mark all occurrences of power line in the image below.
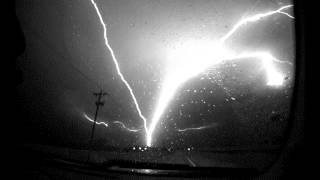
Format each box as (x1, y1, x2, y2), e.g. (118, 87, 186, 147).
(87, 89, 109, 162)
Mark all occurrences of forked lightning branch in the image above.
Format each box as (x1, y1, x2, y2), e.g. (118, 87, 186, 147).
(87, 0, 294, 147)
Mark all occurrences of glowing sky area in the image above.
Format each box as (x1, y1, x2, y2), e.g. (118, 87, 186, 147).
(88, 0, 294, 146)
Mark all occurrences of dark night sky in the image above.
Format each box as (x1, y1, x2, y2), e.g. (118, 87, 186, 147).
(15, 0, 294, 149)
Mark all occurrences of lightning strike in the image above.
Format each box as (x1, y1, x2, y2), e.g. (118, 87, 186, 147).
(278, 11, 294, 19)
(225, 51, 290, 86)
(220, 5, 294, 43)
(177, 124, 215, 132)
(88, 0, 294, 147)
(83, 113, 109, 128)
(147, 5, 294, 146)
(89, 0, 148, 135)
(83, 113, 141, 132)
(113, 121, 142, 132)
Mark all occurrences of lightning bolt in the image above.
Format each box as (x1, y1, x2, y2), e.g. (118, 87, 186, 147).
(83, 113, 141, 132)
(89, 0, 148, 135)
(88, 0, 294, 147)
(83, 113, 109, 128)
(146, 5, 294, 146)
(177, 126, 207, 132)
(220, 5, 294, 43)
(177, 124, 217, 132)
(113, 121, 142, 132)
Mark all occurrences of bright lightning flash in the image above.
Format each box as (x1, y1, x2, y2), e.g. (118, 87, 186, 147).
(83, 113, 142, 132)
(84, 113, 109, 128)
(146, 5, 293, 146)
(177, 123, 217, 132)
(89, 0, 293, 147)
(89, 0, 148, 135)
(113, 121, 142, 132)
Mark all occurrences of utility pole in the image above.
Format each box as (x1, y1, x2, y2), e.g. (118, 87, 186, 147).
(87, 89, 109, 162)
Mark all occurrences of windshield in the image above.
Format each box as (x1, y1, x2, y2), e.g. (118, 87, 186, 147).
(15, 0, 295, 170)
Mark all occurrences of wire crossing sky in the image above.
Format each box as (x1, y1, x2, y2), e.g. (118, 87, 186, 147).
(88, 0, 294, 147)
